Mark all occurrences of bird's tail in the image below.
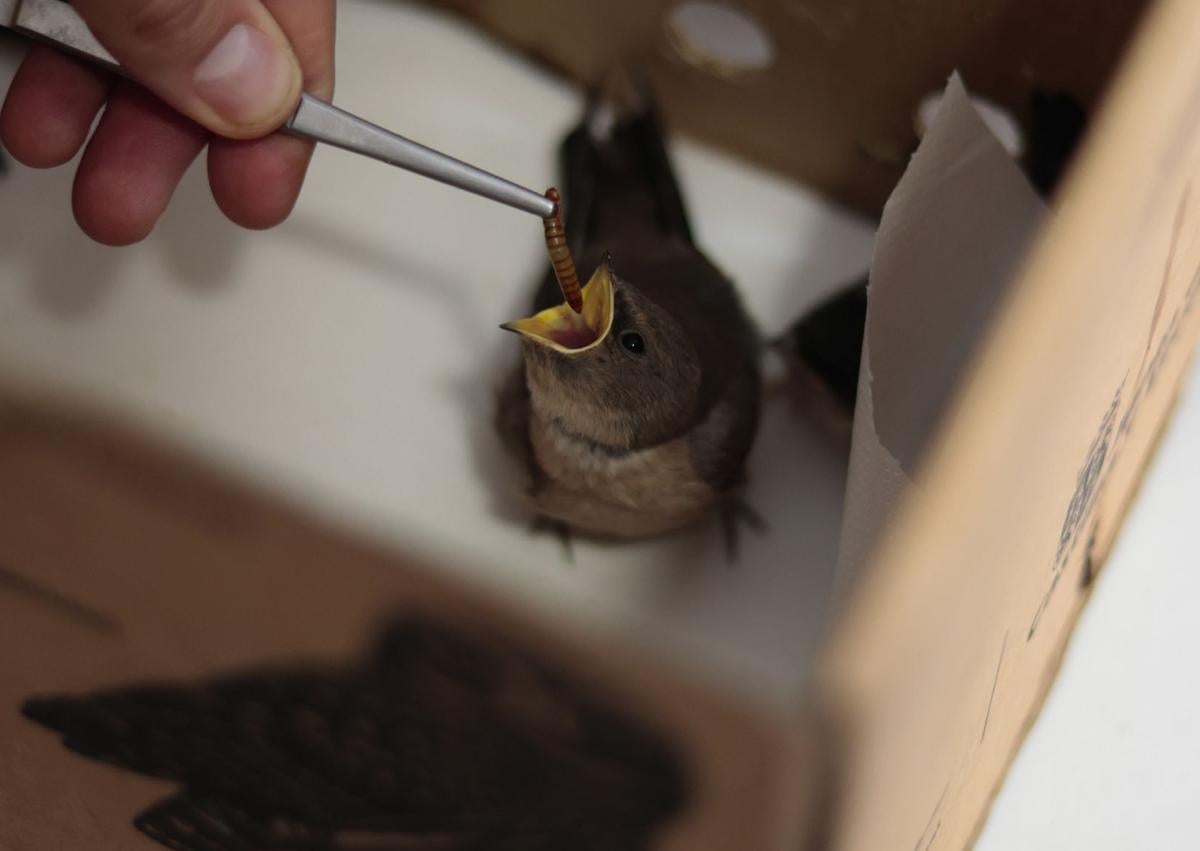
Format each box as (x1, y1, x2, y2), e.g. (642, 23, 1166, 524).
(558, 73, 694, 255)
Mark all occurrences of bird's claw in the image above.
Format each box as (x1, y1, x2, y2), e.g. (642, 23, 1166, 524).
(530, 516, 575, 563)
(719, 496, 767, 563)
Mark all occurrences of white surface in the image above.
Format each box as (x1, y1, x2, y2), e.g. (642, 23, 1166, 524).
(0, 0, 875, 705)
(976, 360, 1200, 849)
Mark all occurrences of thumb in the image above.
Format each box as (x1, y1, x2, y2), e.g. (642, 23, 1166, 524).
(72, 0, 304, 139)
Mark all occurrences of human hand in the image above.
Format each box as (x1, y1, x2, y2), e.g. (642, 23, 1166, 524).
(0, 0, 335, 245)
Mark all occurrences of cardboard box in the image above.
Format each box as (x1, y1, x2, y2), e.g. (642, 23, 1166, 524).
(2, 1, 1199, 850)
(418, 0, 1152, 213)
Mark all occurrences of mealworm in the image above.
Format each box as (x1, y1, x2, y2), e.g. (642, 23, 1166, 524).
(543, 188, 584, 313)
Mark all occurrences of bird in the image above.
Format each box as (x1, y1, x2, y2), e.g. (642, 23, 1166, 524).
(495, 89, 762, 544)
(21, 616, 686, 851)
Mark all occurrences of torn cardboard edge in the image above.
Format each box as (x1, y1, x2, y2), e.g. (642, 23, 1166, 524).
(835, 73, 1047, 600)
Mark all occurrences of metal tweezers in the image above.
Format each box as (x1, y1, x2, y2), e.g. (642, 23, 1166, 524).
(0, 0, 556, 218)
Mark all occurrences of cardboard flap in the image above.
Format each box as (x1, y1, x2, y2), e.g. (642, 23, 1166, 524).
(821, 1, 1200, 848)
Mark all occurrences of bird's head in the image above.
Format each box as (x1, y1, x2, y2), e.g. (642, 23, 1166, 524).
(502, 260, 702, 449)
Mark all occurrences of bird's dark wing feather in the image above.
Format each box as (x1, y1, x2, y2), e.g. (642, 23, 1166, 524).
(565, 95, 693, 251)
(688, 359, 761, 490)
(784, 280, 869, 413)
(533, 95, 696, 314)
(1026, 91, 1088, 198)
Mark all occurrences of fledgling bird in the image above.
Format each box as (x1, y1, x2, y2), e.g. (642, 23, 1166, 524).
(495, 94, 761, 541)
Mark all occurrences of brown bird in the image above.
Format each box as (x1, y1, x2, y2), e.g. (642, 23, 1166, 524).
(495, 94, 762, 542)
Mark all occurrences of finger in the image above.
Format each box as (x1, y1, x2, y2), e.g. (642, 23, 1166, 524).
(208, 0, 334, 229)
(208, 134, 313, 229)
(264, 0, 335, 98)
(0, 46, 110, 168)
(71, 0, 303, 139)
(73, 82, 209, 246)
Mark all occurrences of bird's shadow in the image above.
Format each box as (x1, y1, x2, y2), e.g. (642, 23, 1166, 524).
(20, 614, 688, 851)
(280, 212, 496, 347)
(0, 163, 244, 318)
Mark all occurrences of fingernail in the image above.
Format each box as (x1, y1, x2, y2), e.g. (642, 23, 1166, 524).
(193, 23, 298, 128)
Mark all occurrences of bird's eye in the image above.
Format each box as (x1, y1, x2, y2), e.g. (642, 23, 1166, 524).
(619, 331, 646, 354)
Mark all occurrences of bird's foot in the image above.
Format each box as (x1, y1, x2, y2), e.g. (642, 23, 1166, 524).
(530, 516, 575, 563)
(719, 496, 767, 563)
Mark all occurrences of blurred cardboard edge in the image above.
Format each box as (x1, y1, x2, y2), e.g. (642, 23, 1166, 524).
(817, 0, 1200, 846)
(0, 378, 824, 851)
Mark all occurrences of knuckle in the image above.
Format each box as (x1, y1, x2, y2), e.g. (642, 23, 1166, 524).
(126, 0, 223, 55)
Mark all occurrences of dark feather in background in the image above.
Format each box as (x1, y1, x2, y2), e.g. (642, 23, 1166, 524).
(22, 617, 686, 851)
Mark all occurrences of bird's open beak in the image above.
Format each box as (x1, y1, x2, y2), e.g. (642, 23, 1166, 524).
(501, 262, 614, 353)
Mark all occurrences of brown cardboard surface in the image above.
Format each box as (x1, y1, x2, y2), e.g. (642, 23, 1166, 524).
(418, 0, 1149, 213)
(0, 390, 813, 851)
(819, 0, 1200, 849)
(961, 369, 1190, 851)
